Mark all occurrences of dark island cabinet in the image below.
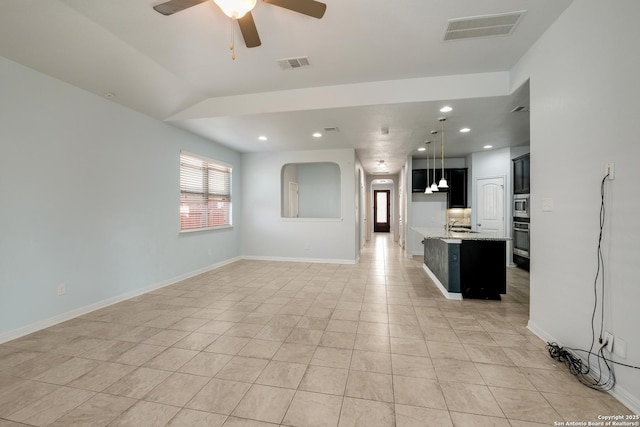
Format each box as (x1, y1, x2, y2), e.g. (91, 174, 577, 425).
(513, 154, 530, 194)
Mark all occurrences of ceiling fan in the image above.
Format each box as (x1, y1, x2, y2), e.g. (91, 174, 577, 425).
(153, 0, 327, 48)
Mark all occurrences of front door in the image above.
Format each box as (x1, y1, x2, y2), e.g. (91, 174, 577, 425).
(476, 177, 504, 236)
(374, 190, 391, 232)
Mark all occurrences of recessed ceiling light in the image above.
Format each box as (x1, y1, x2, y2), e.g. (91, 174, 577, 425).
(460, 127, 471, 133)
(440, 106, 452, 113)
(312, 132, 322, 138)
(484, 145, 493, 149)
(258, 136, 267, 141)
(418, 147, 426, 152)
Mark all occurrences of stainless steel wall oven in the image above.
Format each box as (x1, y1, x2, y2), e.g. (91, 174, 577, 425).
(513, 220, 530, 270)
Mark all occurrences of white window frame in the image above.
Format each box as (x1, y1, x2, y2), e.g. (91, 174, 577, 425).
(179, 151, 232, 232)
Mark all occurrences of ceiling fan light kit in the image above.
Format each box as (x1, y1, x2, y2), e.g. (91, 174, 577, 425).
(214, 0, 257, 19)
(153, 0, 327, 58)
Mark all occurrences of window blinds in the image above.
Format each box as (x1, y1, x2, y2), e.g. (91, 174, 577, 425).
(180, 152, 232, 231)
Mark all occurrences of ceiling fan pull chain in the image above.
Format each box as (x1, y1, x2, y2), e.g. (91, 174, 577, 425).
(230, 19, 236, 60)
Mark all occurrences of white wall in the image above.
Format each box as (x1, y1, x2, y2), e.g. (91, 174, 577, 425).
(241, 149, 357, 263)
(512, 0, 640, 411)
(0, 56, 242, 339)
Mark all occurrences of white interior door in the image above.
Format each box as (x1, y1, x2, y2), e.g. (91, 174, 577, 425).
(476, 177, 504, 237)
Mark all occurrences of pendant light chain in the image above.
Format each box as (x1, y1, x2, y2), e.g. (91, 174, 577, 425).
(440, 119, 445, 177)
(438, 117, 448, 189)
(430, 131, 439, 192)
(424, 141, 432, 194)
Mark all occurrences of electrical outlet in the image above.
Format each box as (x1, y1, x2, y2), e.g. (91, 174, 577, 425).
(57, 283, 66, 296)
(606, 162, 615, 180)
(603, 331, 614, 352)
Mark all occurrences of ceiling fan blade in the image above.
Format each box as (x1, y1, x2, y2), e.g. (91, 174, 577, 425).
(237, 12, 262, 48)
(263, 0, 326, 19)
(153, 0, 208, 16)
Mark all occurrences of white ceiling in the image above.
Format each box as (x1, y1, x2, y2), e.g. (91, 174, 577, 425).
(0, 0, 572, 174)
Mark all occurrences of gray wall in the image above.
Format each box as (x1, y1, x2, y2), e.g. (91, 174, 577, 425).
(298, 162, 341, 218)
(0, 56, 242, 339)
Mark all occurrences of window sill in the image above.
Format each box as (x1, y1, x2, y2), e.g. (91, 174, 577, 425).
(180, 225, 233, 234)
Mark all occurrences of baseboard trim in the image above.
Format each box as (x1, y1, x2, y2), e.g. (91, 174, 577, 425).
(527, 320, 640, 415)
(0, 256, 242, 345)
(422, 264, 462, 300)
(242, 255, 356, 265)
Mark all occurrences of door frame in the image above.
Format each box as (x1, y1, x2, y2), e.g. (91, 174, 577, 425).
(373, 189, 391, 232)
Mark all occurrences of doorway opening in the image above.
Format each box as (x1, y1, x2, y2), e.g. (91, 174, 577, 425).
(374, 190, 391, 232)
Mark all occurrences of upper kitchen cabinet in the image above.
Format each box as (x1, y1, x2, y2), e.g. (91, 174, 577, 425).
(412, 167, 468, 208)
(447, 168, 468, 208)
(513, 154, 530, 194)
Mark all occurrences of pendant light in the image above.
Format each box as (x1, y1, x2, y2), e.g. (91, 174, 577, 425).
(438, 117, 449, 189)
(424, 141, 433, 194)
(429, 131, 439, 192)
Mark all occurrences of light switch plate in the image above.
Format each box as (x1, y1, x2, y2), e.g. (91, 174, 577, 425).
(542, 198, 554, 212)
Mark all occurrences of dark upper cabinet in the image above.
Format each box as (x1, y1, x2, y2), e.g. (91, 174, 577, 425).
(447, 168, 467, 208)
(412, 167, 468, 208)
(411, 169, 427, 192)
(513, 154, 530, 194)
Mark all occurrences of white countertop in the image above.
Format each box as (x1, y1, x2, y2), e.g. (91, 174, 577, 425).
(412, 227, 510, 241)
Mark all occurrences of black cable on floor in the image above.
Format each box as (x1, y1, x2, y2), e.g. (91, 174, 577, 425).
(546, 173, 640, 392)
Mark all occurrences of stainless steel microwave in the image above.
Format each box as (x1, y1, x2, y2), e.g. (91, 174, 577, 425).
(514, 194, 530, 218)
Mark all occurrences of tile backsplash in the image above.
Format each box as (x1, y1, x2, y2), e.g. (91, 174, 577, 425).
(447, 208, 472, 226)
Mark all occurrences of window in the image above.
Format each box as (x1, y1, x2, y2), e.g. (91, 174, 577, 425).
(180, 152, 232, 231)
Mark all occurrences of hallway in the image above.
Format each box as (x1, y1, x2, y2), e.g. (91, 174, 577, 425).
(0, 234, 631, 426)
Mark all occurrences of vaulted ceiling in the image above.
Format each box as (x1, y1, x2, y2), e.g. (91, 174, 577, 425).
(0, 0, 572, 174)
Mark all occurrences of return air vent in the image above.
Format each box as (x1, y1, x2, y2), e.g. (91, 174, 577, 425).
(277, 56, 311, 70)
(444, 11, 526, 41)
(323, 127, 339, 132)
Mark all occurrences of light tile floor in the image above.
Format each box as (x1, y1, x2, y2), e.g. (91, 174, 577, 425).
(0, 234, 633, 426)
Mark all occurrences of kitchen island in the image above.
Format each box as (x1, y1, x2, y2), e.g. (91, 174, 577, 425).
(412, 227, 509, 300)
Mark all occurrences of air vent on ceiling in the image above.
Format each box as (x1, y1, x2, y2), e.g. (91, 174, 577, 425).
(277, 56, 311, 70)
(444, 11, 526, 41)
(324, 127, 339, 132)
(511, 105, 530, 113)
